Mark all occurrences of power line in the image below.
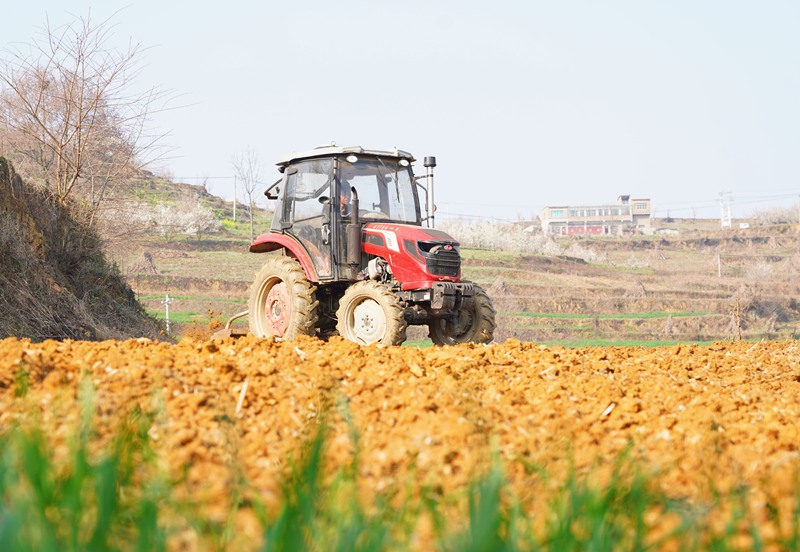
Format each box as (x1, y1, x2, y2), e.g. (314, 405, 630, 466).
(437, 211, 527, 223)
(165, 176, 233, 180)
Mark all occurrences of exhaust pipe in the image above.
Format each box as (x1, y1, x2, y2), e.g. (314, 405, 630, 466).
(424, 156, 436, 228)
(346, 187, 360, 279)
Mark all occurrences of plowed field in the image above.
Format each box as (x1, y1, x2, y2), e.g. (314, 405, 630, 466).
(1, 336, 799, 548)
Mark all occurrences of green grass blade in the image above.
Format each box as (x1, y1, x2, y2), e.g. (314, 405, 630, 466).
(88, 457, 121, 550)
(263, 420, 326, 552)
(134, 497, 164, 552)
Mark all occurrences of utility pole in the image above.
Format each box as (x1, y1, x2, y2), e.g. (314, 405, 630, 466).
(233, 175, 237, 222)
(162, 292, 174, 334)
(719, 192, 732, 229)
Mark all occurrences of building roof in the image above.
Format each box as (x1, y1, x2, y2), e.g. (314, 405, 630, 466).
(543, 198, 651, 211)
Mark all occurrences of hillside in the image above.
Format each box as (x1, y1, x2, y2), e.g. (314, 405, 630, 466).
(0, 158, 160, 340)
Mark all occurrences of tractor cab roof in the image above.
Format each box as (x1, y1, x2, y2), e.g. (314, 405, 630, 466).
(276, 144, 415, 171)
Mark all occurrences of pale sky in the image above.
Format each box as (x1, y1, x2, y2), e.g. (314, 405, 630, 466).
(5, 1, 800, 221)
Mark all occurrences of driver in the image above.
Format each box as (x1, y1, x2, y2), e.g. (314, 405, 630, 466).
(339, 178, 353, 217)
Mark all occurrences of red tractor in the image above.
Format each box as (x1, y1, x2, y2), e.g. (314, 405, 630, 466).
(244, 144, 495, 346)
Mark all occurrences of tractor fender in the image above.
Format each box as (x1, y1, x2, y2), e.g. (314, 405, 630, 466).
(249, 233, 319, 282)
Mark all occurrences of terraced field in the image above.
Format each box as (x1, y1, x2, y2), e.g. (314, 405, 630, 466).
(125, 224, 800, 345)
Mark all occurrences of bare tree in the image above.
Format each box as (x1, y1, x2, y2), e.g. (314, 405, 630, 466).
(0, 11, 171, 223)
(232, 147, 263, 242)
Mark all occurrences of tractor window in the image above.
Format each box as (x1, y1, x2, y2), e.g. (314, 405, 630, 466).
(384, 168, 418, 223)
(283, 159, 333, 278)
(292, 159, 332, 223)
(282, 172, 297, 223)
(339, 158, 419, 224)
(344, 173, 381, 214)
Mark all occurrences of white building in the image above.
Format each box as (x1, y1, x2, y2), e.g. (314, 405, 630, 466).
(541, 195, 652, 236)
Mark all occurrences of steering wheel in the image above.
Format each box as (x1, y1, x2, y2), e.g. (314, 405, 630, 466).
(359, 210, 390, 220)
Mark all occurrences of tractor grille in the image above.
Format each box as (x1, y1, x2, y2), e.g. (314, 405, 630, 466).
(426, 247, 460, 277)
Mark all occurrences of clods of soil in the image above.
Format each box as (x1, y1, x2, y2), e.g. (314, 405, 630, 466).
(1, 336, 799, 546)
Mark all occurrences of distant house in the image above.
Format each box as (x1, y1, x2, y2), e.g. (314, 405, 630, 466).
(540, 195, 652, 236)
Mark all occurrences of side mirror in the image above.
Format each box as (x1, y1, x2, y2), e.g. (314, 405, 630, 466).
(265, 176, 284, 200)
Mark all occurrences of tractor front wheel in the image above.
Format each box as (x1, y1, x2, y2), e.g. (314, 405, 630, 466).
(336, 281, 407, 346)
(249, 256, 318, 340)
(429, 285, 496, 345)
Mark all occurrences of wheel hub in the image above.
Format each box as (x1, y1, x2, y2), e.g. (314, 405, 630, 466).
(450, 310, 474, 337)
(351, 299, 387, 344)
(264, 282, 290, 336)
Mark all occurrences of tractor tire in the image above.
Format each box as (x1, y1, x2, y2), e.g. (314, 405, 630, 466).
(248, 256, 318, 340)
(336, 281, 407, 346)
(429, 285, 496, 345)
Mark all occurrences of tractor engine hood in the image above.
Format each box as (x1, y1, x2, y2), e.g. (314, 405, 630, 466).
(361, 223, 462, 291)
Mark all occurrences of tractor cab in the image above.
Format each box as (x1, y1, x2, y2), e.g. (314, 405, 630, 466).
(262, 146, 426, 281)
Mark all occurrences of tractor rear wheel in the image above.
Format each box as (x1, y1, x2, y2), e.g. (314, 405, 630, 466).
(336, 281, 407, 346)
(249, 256, 318, 340)
(429, 285, 496, 345)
